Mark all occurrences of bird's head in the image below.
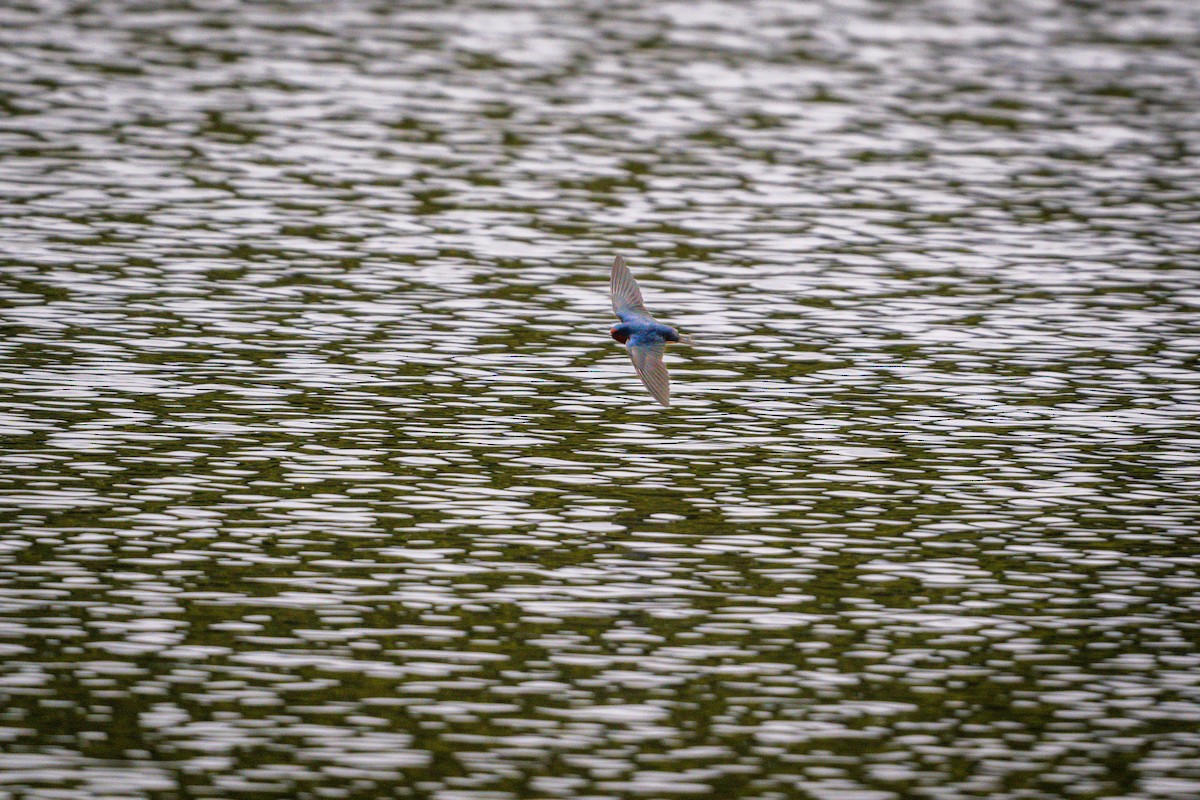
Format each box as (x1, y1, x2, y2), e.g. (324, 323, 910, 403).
(610, 325, 630, 344)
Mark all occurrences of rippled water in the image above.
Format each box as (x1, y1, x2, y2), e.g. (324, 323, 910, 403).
(2, 1, 1200, 798)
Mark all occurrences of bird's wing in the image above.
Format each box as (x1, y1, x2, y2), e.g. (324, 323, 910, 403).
(627, 340, 671, 406)
(611, 255, 654, 322)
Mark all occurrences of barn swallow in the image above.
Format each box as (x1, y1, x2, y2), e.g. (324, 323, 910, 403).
(610, 255, 691, 406)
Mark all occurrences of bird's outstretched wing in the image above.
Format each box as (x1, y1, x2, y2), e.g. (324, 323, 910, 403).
(611, 255, 653, 322)
(627, 340, 670, 406)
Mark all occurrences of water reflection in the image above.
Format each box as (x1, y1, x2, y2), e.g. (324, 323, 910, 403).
(2, 0, 1199, 798)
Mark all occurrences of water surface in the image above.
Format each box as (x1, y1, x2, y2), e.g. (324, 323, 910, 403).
(2, 1, 1199, 798)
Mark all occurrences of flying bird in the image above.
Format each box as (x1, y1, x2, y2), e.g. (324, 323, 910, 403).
(609, 255, 690, 406)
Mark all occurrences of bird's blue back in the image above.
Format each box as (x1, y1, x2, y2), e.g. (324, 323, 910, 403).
(630, 322, 678, 346)
(612, 320, 679, 345)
